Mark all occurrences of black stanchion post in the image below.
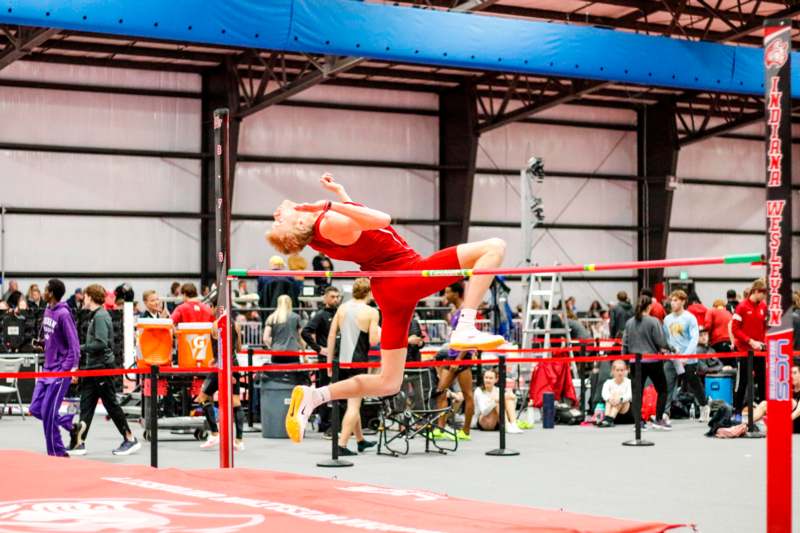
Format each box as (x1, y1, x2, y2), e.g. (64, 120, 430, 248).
(247, 347, 255, 428)
(579, 343, 587, 416)
(149, 364, 159, 467)
(623, 354, 653, 447)
(317, 357, 353, 467)
(743, 350, 765, 439)
(487, 355, 520, 457)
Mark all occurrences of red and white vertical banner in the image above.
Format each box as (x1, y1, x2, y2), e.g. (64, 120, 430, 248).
(763, 18, 793, 533)
(214, 108, 234, 469)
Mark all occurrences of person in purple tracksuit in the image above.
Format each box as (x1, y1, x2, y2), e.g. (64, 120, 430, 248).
(28, 279, 80, 457)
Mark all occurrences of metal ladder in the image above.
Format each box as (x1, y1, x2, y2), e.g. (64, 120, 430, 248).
(521, 271, 571, 351)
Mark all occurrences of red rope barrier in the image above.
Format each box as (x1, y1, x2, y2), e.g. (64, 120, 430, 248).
(0, 350, 775, 380)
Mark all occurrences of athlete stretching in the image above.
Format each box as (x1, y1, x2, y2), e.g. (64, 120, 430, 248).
(268, 174, 506, 443)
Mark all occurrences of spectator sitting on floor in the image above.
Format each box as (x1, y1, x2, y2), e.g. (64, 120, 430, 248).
(695, 328, 724, 375)
(474, 368, 523, 433)
(598, 360, 634, 427)
(742, 362, 800, 434)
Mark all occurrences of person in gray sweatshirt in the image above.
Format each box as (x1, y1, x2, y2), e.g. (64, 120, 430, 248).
(70, 283, 140, 457)
(622, 295, 671, 430)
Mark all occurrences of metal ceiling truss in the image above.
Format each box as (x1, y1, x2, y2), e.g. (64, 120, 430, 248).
(233, 50, 362, 118)
(0, 25, 58, 70)
(676, 92, 765, 146)
(476, 74, 607, 133)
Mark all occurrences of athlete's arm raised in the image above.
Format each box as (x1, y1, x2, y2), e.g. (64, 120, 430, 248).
(319, 173, 352, 203)
(295, 174, 392, 245)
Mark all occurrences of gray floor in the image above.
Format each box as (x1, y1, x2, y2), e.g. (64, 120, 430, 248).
(1, 413, 797, 533)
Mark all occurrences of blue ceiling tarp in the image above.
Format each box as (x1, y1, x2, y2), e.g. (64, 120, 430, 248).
(1, 0, 794, 97)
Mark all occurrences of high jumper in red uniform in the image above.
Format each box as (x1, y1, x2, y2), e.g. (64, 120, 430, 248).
(267, 174, 507, 443)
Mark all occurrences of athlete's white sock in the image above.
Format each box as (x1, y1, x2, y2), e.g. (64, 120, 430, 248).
(312, 386, 331, 408)
(455, 308, 477, 332)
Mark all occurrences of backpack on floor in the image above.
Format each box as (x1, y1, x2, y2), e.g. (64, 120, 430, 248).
(555, 403, 584, 425)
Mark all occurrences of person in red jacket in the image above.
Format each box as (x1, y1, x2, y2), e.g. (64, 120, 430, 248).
(640, 288, 665, 323)
(731, 278, 767, 411)
(704, 298, 733, 365)
(686, 293, 708, 326)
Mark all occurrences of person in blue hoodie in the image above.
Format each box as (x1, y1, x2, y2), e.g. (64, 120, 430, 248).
(29, 279, 80, 457)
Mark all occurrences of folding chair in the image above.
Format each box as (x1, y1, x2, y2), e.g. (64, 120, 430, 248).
(0, 358, 26, 420)
(377, 368, 458, 456)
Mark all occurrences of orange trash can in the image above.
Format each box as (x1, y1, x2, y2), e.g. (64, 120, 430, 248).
(176, 322, 215, 369)
(136, 318, 174, 368)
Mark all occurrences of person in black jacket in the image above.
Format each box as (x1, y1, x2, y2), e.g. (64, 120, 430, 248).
(609, 291, 634, 339)
(69, 284, 140, 457)
(300, 286, 340, 434)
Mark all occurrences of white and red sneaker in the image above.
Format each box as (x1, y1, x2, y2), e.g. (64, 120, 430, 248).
(200, 434, 220, 449)
(449, 328, 505, 351)
(285, 385, 315, 443)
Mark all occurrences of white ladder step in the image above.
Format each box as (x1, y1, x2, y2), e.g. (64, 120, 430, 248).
(524, 328, 570, 334)
(528, 290, 553, 296)
(528, 309, 552, 316)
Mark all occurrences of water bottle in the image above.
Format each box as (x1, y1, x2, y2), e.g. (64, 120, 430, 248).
(594, 402, 605, 423)
(689, 403, 696, 420)
(542, 392, 555, 429)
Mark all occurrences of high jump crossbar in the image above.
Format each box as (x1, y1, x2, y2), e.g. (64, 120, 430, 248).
(228, 253, 763, 279)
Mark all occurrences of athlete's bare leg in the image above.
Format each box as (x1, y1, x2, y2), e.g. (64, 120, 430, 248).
(286, 349, 406, 443)
(338, 397, 362, 449)
(456, 238, 506, 309)
(456, 369, 475, 435)
(327, 348, 406, 400)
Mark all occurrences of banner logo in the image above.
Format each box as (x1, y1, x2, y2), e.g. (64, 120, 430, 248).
(767, 337, 791, 401)
(186, 334, 209, 361)
(0, 498, 263, 531)
(765, 38, 789, 69)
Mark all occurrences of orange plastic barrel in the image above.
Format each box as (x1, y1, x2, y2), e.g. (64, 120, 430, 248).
(176, 322, 215, 368)
(136, 318, 174, 368)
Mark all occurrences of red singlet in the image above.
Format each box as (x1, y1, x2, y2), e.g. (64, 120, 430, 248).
(309, 204, 463, 349)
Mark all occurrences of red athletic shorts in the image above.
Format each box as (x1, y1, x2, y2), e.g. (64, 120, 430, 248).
(370, 246, 463, 350)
